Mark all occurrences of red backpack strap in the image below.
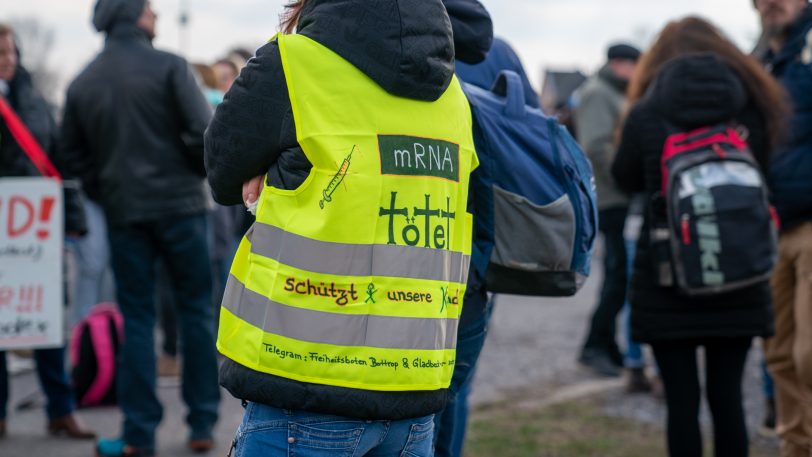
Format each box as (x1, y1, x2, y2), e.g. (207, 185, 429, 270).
(0, 95, 62, 181)
(660, 125, 748, 194)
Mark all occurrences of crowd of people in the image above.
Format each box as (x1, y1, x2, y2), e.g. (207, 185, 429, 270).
(0, 0, 811, 456)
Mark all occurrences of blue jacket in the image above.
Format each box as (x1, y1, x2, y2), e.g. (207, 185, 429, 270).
(762, 5, 812, 231)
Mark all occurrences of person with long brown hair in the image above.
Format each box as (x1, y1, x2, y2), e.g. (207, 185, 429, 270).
(611, 17, 788, 457)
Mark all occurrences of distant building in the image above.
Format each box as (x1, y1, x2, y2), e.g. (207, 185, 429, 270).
(540, 69, 587, 114)
(540, 69, 587, 136)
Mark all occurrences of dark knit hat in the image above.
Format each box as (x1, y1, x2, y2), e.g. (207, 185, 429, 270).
(93, 0, 145, 33)
(607, 43, 641, 61)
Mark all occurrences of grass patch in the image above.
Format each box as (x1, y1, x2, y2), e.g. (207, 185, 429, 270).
(464, 398, 776, 457)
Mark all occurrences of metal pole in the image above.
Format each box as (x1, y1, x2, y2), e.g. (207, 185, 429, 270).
(179, 0, 190, 54)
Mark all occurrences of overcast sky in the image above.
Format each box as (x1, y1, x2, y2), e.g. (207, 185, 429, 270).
(6, 0, 763, 98)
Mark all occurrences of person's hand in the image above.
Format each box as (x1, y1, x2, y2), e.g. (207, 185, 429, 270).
(242, 175, 263, 208)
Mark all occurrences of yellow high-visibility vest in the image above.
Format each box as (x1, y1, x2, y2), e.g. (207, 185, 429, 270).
(217, 33, 477, 392)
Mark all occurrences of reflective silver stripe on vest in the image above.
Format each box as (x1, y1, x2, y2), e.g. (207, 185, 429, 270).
(246, 222, 470, 284)
(223, 275, 458, 351)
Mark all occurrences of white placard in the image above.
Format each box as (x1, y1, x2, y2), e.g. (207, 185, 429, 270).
(0, 177, 64, 349)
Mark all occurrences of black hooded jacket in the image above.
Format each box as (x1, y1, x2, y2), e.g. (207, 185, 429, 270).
(612, 54, 774, 343)
(205, 0, 492, 205)
(59, 0, 212, 226)
(209, 0, 492, 420)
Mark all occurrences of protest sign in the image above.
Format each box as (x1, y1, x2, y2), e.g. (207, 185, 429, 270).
(0, 177, 63, 349)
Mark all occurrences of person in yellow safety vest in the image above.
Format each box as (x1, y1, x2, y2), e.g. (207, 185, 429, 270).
(204, 0, 481, 455)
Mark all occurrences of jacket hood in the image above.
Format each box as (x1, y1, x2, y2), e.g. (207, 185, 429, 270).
(443, 0, 493, 64)
(297, 0, 455, 101)
(93, 0, 145, 33)
(648, 53, 747, 128)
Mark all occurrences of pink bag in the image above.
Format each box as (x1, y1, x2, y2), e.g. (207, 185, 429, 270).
(69, 303, 124, 407)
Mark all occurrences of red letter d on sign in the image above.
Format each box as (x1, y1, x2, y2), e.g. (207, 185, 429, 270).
(8, 196, 34, 238)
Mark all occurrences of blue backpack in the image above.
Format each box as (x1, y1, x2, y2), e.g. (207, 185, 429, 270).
(463, 71, 598, 296)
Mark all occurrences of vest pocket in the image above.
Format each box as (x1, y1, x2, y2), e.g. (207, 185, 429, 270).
(261, 165, 318, 198)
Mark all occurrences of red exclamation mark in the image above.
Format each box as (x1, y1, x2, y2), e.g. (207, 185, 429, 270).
(36, 197, 55, 241)
(17, 285, 31, 313)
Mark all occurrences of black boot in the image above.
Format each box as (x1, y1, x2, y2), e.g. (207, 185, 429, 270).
(625, 367, 652, 393)
(578, 348, 621, 377)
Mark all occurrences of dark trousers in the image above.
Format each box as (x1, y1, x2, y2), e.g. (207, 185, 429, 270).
(652, 337, 752, 457)
(0, 347, 74, 420)
(108, 213, 220, 450)
(433, 276, 491, 457)
(583, 207, 628, 357)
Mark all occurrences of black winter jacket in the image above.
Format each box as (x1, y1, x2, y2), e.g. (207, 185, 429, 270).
(612, 54, 774, 343)
(60, 13, 212, 226)
(208, 0, 492, 420)
(0, 69, 52, 178)
(0, 65, 86, 234)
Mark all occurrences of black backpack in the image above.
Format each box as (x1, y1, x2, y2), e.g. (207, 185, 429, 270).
(69, 303, 123, 407)
(651, 123, 778, 295)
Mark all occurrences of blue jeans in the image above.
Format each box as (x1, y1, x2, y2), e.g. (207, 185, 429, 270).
(156, 261, 179, 357)
(761, 358, 774, 400)
(433, 282, 491, 457)
(108, 213, 220, 450)
(623, 305, 644, 368)
(0, 347, 74, 420)
(67, 200, 115, 328)
(233, 402, 435, 457)
(623, 239, 644, 369)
